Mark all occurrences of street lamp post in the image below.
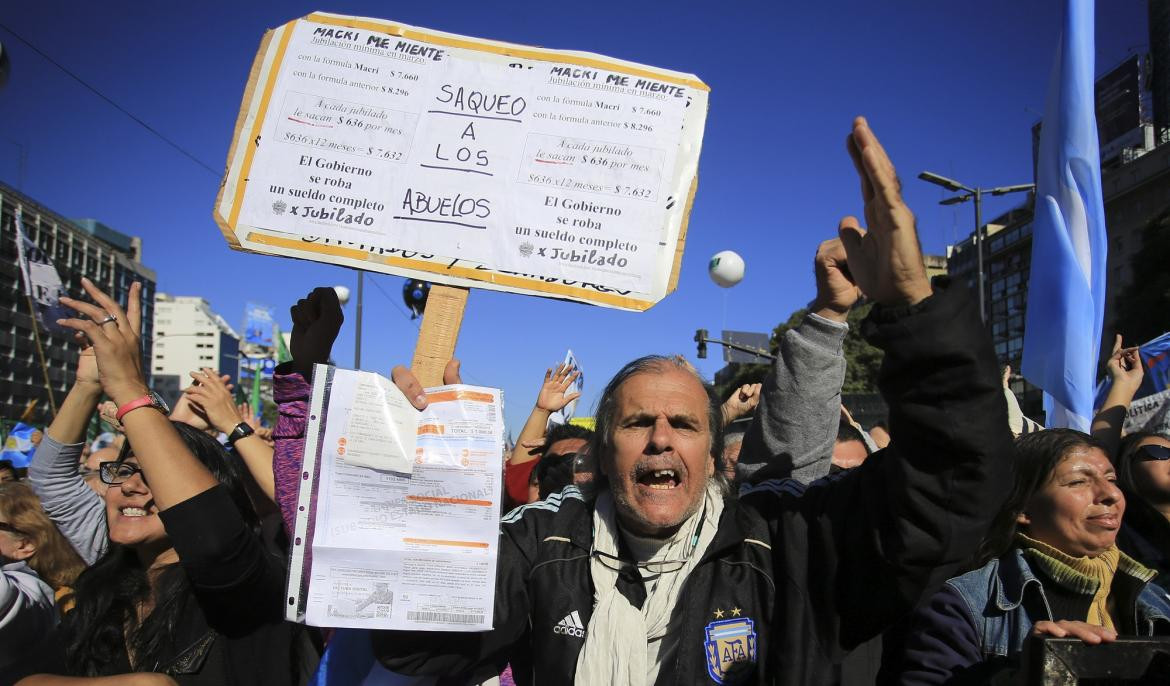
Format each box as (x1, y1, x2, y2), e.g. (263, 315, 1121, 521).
(917, 172, 1034, 323)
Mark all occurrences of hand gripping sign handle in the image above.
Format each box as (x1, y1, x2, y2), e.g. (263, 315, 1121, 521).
(410, 284, 469, 387)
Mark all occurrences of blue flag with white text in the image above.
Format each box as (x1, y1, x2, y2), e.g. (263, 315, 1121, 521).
(1094, 331, 1170, 407)
(1020, 0, 1108, 431)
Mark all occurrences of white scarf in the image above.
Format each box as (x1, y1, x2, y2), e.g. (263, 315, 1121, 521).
(574, 481, 724, 686)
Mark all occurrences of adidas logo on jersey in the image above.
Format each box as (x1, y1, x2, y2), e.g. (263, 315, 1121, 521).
(553, 610, 586, 638)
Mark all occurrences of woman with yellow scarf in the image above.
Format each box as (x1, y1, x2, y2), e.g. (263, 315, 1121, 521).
(884, 429, 1170, 685)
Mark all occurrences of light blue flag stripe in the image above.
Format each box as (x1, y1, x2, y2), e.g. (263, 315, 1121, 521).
(1021, 0, 1108, 431)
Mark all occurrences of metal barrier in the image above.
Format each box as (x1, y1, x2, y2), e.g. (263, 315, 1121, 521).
(1023, 637, 1170, 685)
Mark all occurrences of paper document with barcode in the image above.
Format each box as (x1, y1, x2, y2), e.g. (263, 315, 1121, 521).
(288, 365, 505, 631)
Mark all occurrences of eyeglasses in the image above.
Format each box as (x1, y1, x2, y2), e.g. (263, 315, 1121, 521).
(0, 521, 25, 536)
(1136, 444, 1170, 461)
(99, 461, 147, 485)
(589, 513, 707, 580)
(590, 548, 689, 578)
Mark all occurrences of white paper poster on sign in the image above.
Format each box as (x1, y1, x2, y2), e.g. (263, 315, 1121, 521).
(215, 12, 709, 311)
(287, 365, 506, 631)
(546, 349, 583, 428)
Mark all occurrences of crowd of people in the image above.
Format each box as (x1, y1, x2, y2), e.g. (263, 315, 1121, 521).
(0, 118, 1167, 685)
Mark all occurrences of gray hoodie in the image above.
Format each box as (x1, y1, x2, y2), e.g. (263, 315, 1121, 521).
(0, 560, 57, 672)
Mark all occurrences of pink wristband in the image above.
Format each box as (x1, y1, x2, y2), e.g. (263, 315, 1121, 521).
(115, 395, 158, 421)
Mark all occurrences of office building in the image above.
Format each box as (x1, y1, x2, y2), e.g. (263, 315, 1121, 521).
(151, 294, 240, 407)
(0, 182, 156, 426)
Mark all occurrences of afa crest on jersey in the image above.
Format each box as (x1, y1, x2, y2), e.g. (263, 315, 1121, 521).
(704, 617, 757, 683)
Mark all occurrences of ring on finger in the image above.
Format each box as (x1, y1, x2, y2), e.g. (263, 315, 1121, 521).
(98, 314, 118, 326)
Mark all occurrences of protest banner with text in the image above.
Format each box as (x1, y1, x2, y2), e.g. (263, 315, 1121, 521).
(215, 12, 710, 311)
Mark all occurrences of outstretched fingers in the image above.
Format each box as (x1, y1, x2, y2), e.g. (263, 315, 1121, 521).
(853, 123, 904, 213)
(846, 132, 873, 203)
(555, 367, 579, 388)
(80, 277, 133, 336)
(58, 291, 107, 323)
(56, 317, 103, 345)
(124, 282, 142, 336)
(190, 368, 229, 393)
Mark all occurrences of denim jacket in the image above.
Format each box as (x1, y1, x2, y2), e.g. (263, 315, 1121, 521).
(949, 549, 1170, 657)
(886, 549, 1170, 686)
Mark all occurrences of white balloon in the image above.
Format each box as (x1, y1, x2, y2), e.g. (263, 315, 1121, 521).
(333, 285, 351, 305)
(708, 250, 745, 288)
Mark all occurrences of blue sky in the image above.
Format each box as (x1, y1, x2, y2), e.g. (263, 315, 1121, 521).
(0, 1, 1149, 435)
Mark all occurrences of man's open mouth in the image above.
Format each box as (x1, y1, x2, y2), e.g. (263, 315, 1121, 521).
(637, 468, 681, 490)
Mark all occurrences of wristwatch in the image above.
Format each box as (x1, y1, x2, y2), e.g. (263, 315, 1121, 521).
(227, 422, 256, 446)
(115, 391, 171, 421)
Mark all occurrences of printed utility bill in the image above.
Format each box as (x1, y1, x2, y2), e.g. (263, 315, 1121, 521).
(289, 364, 505, 630)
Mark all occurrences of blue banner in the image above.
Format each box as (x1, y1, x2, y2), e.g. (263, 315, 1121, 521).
(239, 356, 277, 380)
(243, 302, 275, 346)
(1094, 331, 1170, 407)
(1, 422, 39, 468)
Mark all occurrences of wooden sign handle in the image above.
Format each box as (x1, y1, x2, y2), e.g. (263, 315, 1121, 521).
(410, 284, 469, 387)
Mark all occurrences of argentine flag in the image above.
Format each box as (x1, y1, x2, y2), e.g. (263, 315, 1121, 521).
(1021, 0, 1108, 431)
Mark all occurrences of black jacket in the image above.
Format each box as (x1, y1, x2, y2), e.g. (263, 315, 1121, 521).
(374, 285, 1014, 685)
(57, 487, 318, 685)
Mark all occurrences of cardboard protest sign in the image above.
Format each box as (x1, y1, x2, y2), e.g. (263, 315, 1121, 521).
(215, 12, 709, 311)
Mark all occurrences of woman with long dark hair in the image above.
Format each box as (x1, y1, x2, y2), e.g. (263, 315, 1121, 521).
(1116, 431, 1170, 588)
(884, 429, 1170, 685)
(20, 280, 315, 685)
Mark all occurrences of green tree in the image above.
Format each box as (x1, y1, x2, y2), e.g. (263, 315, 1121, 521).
(1113, 210, 1170, 345)
(712, 304, 884, 399)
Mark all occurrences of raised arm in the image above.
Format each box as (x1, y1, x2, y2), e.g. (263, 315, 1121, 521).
(1091, 335, 1144, 458)
(43, 334, 101, 445)
(752, 118, 1012, 652)
(508, 364, 581, 467)
(271, 287, 345, 535)
(838, 117, 1009, 641)
(183, 368, 276, 501)
(57, 279, 217, 511)
(58, 281, 285, 617)
(29, 316, 109, 564)
(720, 383, 761, 428)
(739, 239, 855, 483)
